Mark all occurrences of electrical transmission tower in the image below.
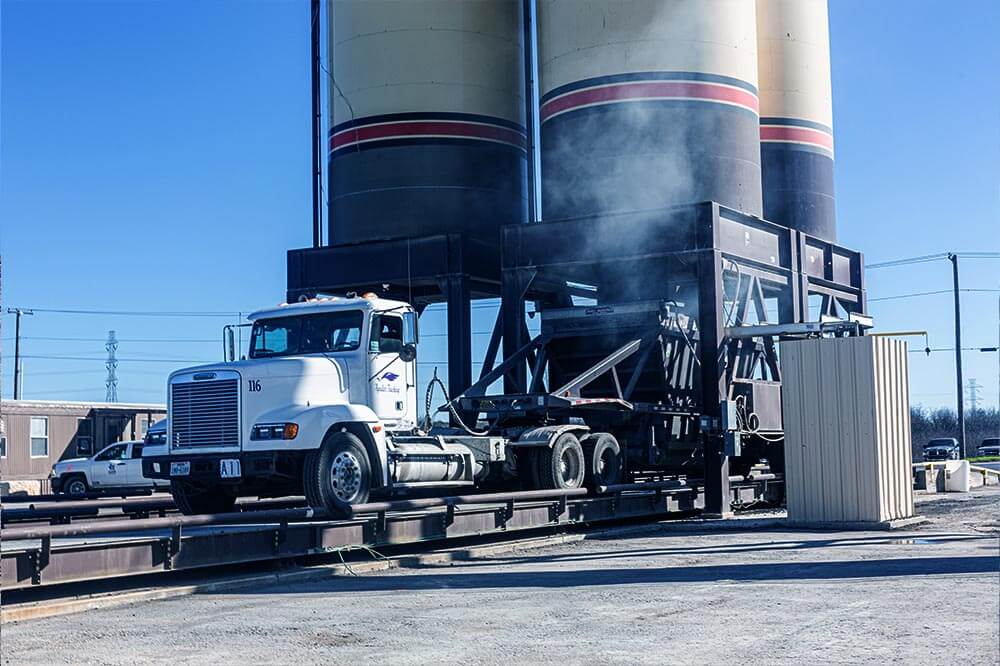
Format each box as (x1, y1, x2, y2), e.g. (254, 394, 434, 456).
(105, 330, 119, 402)
(966, 378, 982, 411)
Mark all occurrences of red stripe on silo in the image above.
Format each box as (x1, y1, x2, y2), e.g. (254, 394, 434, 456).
(759, 125, 834, 151)
(330, 121, 526, 152)
(540, 81, 759, 122)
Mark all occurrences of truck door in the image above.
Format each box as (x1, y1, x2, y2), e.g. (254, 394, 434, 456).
(91, 443, 128, 488)
(368, 313, 410, 425)
(125, 442, 144, 486)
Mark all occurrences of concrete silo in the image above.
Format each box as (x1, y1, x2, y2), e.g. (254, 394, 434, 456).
(327, 0, 527, 244)
(757, 0, 836, 240)
(538, 0, 762, 221)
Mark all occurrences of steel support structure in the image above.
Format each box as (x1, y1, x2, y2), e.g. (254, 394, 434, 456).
(287, 234, 502, 417)
(495, 202, 866, 514)
(286, 202, 866, 513)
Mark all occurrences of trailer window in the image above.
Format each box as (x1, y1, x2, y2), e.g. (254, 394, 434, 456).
(250, 311, 363, 358)
(30, 417, 49, 458)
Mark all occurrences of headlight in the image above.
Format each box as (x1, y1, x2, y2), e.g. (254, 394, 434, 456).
(251, 423, 299, 440)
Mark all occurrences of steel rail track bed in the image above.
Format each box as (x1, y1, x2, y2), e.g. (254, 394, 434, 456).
(1, 482, 748, 590)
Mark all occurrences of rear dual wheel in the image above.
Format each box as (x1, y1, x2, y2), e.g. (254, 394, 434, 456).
(536, 433, 587, 490)
(581, 433, 623, 490)
(525, 432, 623, 491)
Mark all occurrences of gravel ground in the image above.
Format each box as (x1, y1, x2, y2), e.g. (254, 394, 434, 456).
(3, 489, 998, 666)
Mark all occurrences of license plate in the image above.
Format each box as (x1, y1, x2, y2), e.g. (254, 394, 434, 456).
(220, 459, 242, 478)
(170, 461, 191, 476)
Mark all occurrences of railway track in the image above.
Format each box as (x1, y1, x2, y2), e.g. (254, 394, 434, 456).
(1, 476, 781, 595)
(0, 495, 306, 526)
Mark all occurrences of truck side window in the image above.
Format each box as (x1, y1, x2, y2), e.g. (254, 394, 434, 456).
(371, 315, 403, 354)
(95, 444, 127, 461)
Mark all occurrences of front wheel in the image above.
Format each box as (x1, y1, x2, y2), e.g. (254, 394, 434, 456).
(304, 431, 372, 517)
(63, 475, 89, 497)
(170, 480, 237, 515)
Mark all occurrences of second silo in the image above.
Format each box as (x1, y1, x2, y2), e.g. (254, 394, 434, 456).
(327, 0, 526, 245)
(757, 0, 836, 241)
(538, 0, 762, 220)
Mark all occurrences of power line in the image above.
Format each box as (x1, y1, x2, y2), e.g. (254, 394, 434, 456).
(21, 354, 213, 364)
(870, 288, 1000, 302)
(866, 252, 1000, 270)
(2, 307, 246, 318)
(909, 347, 998, 353)
(2, 336, 218, 343)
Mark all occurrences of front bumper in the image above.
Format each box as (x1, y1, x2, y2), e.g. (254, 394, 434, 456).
(50, 474, 64, 494)
(923, 452, 957, 461)
(143, 451, 288, 484)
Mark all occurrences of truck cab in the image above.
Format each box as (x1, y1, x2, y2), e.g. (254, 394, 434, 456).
(143, 295, 423, 513)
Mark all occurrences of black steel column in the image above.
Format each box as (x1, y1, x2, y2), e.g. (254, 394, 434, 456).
(697, 239, 731, 516)
(310, 0, 323, 248)
(949, 253, 966, 458)
(522, 0, 536, 223)
(501, 271, 527, 393)
(445, 275, 473, 421)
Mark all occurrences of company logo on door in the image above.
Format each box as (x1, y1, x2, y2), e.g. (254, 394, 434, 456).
(375, 371, 401, 394)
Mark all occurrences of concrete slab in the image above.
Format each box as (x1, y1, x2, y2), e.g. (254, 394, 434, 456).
(3, 488, 998, 665)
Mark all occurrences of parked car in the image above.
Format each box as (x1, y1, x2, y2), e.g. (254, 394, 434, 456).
(50, 440, 170, 495)
(145, 418, 167, 446)
(977, 437, 1000, 457)
(922, 438, 960, 462)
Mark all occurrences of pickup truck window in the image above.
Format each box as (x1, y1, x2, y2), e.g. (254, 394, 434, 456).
(95, 443, 127, 461)
(250, 311, 364, 359)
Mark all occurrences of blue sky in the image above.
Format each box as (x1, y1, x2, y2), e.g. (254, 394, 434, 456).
(1, 0, 998, 412)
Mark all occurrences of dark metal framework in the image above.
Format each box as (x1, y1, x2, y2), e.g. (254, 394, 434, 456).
(287, 202, 866, 516)
(490, 203, 865, 514)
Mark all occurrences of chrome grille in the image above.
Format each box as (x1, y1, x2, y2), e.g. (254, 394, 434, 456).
(170, 379, 240, 448)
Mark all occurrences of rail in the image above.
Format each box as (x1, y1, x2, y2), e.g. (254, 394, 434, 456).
(1, 483, 708, 590)
(0, 496, 305, 527)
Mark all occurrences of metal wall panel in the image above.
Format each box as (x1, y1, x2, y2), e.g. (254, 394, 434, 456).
(780, 336, 913, 524)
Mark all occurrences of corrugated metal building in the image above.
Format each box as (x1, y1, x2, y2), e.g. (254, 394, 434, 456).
(0, 400, 165, 491)
(780, 337, 914, 525)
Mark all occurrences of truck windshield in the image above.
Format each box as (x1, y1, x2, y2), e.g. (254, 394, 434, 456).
(249, 311, 364, 358)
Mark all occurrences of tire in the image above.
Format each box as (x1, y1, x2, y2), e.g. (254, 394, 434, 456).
(581, 432, 623, 490)
(64, 475, 89, 497)
(308, 431, 372, 517)
(536, 432, 586, 490)
(170, 480, 237, 515)
(302, 448, 324, 508)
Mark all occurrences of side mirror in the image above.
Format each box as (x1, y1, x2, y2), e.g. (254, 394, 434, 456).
(399, 343, 417, 363)
(402, 311, 419, 345)
(225, 327, 236, 362)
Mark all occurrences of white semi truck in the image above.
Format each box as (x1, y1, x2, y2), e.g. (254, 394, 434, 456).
(144, 293, 773, 515)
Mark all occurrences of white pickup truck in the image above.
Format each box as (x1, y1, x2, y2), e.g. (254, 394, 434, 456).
(51, 440, 169, 495)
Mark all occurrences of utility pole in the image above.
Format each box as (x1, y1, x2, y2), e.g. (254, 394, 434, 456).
(310, 0, 323, 248)
(948, 253, 966, 458)
(6, 307, 34, 400)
